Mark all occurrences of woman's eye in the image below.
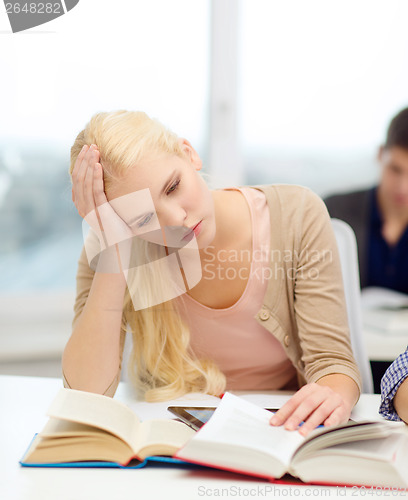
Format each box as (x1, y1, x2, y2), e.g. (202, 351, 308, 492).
(137, 213, 154, 228)
(167, 179, 180, 195)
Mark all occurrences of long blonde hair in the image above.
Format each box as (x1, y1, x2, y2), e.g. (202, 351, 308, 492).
(70, 110, 226, 401)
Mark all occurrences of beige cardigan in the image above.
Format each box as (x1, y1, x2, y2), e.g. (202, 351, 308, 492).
(63, 184, 362, 397)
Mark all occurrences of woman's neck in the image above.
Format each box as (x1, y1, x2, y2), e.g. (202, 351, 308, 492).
(206, 189, 251, 252)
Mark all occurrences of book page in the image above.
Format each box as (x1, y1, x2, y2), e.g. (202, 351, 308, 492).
(291, 433, 408, 488)
(40, 417, 107, 437)
(292, 421, 394, 462)
(23, 432, 134, 465)
(128, 392, 222, 421)
(188, 392, 304, 468)
(135, 419, 196, 459)
(46, 389, 141, 450)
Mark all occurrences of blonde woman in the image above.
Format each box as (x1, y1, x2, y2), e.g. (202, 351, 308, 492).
(62, 110, 361, 436)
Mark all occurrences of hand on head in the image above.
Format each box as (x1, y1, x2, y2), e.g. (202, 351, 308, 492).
(71, 144, 134, 273)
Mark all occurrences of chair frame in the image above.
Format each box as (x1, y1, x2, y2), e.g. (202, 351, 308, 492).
(331, 218, 374, 393)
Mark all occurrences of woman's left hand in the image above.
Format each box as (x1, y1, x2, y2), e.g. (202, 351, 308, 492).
(269, 382, 353, 436)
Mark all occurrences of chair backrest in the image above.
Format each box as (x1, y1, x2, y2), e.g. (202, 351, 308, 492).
(331, 218, 374, 393)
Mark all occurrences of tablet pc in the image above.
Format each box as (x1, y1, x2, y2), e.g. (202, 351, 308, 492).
(167, 406, 279, 431)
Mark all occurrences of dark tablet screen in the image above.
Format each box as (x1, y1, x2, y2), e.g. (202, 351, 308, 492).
(167, 406, 279, 431)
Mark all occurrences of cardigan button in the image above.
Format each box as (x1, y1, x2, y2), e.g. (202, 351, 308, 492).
(259, 310, 270, 321)
(284, 335, 290, 347)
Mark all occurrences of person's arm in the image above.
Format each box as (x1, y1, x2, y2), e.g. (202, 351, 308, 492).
(394, 377, 408, 424)
(62, 269, 127, 395)
(271, 189, 361, 435)
(379, 348, 408, 423)
(62, 145, 131, 396)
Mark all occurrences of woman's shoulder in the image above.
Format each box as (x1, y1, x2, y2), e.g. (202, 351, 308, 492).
(247, 184, 325, 214)
(248, 183, 315, 198)
(247, 184, 332, 250)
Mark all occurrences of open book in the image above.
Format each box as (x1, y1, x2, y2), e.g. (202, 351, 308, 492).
(20, 388, 195, 467)
(175, 393, 408, 488)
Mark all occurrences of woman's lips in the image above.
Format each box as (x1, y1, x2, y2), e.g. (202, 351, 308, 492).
(192, 221, 202, 237)
(182, 220, 203, 241)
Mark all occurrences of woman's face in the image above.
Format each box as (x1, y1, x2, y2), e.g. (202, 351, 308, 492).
(105, 141, 216, 249)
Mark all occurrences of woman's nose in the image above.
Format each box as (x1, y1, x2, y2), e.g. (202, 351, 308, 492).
(161, 205, 187, 228)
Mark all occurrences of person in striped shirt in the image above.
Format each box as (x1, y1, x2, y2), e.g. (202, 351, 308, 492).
(379, 347, 408, 423)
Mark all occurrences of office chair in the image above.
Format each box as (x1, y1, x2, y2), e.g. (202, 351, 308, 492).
(331, 218, 374, 393)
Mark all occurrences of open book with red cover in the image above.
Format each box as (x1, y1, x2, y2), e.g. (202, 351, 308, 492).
(175, 393, 408, 488)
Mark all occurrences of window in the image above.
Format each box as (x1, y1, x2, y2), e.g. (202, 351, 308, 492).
(238, 0, 408, 195)
(0, 0, 210, 373)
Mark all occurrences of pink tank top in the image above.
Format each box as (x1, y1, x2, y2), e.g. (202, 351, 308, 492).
(177, 187, 297, 390)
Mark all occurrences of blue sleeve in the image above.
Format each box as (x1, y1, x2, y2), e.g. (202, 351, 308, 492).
(379, 347, 408, 421)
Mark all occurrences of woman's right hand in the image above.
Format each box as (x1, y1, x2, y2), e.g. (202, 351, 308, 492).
(71, 144, 133, 273)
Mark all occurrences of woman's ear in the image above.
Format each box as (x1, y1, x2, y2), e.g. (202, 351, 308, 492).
(178, 138, 202, 171)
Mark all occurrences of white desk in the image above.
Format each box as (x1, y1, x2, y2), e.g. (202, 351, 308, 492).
(0, 375, 403, 500)
(361, 289, 408, 362)
(364, 328, 408, 362)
